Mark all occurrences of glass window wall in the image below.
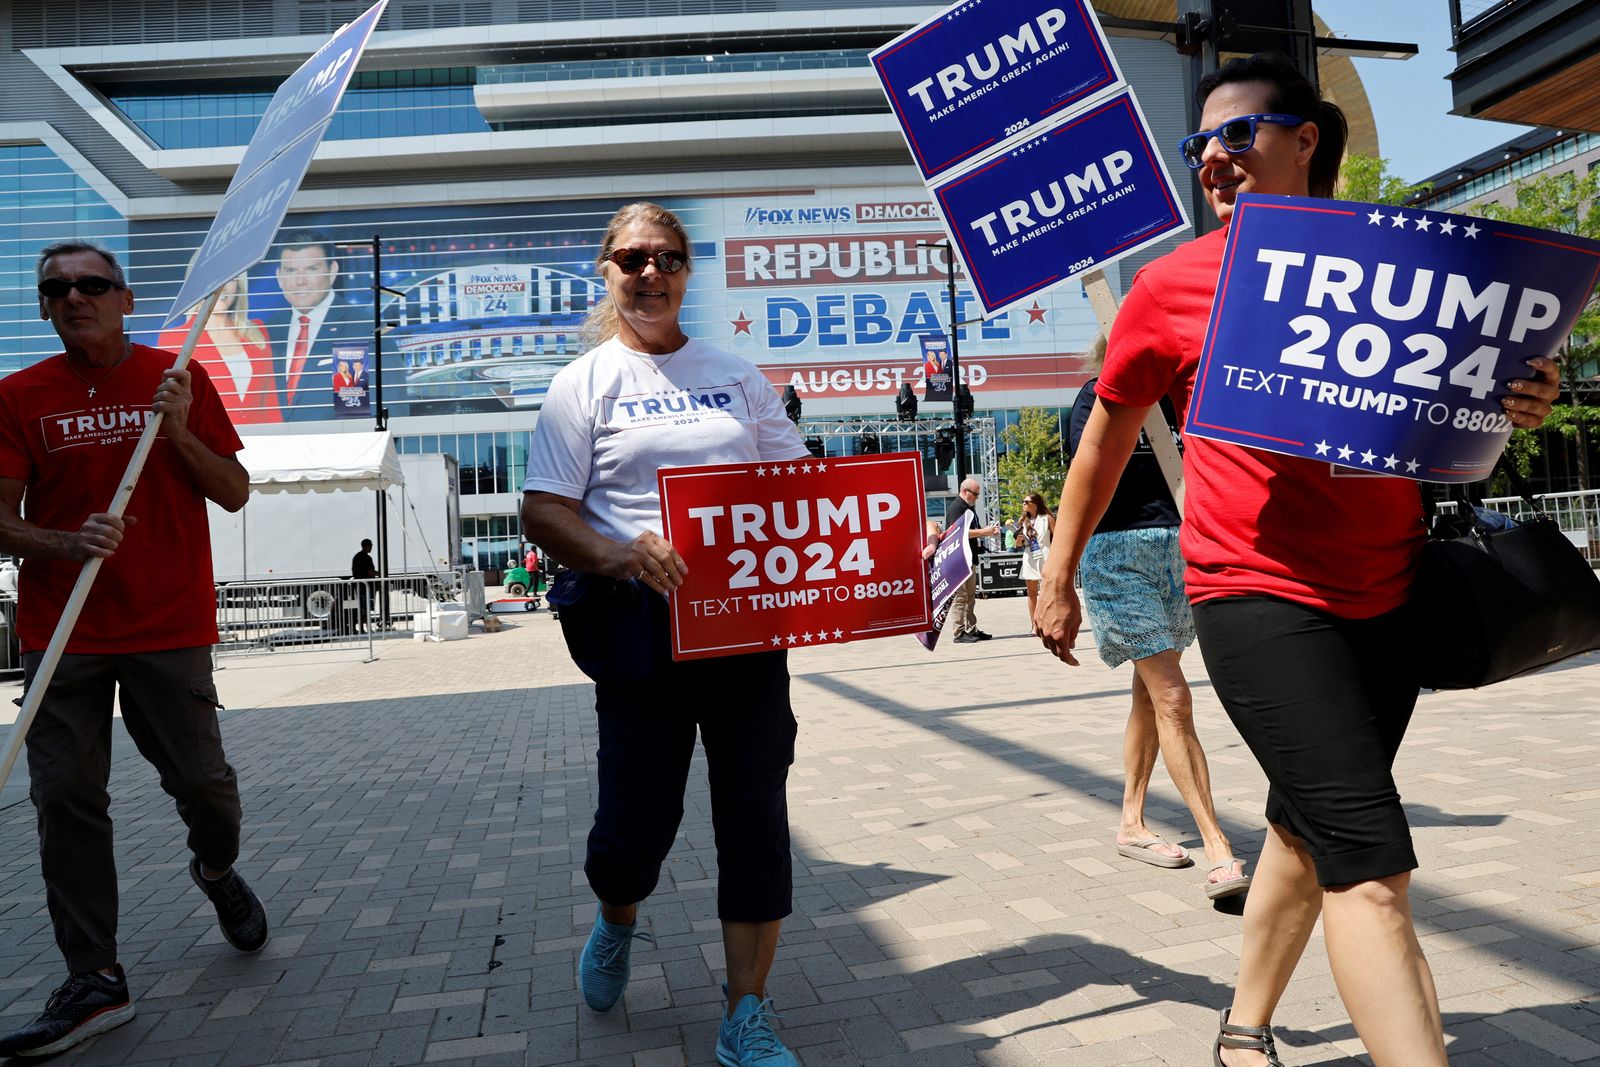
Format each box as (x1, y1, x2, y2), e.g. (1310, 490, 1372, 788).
(0, 145, 127, 374)
(107, 68, 487, 150)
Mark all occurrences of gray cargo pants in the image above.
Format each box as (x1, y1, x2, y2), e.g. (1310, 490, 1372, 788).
(22, 646, 241, 974)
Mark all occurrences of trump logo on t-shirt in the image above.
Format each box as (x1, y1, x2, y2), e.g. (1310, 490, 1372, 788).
(601, 383, 752, 432)
(40, 405, 154, 452)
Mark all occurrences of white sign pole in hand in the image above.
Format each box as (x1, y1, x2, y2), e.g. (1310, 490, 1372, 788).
(1080, 267, 1184, 514)
(0, 289, 223, 794)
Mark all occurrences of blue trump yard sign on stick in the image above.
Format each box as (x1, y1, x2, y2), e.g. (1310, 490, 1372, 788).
(164, 124, 329, 330)
(930, 90, 1188, 318)
(163, 0, 389, 327)
(233, 0, 387, 190)
(870, 0, 1122, 183)
(1187, 193, 1600, 483)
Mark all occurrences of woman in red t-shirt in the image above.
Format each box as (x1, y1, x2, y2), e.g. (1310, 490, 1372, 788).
(156, 276, 281, 425)
(1036, 54, 1560, 1067)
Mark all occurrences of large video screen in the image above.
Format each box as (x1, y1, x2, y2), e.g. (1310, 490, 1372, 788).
(126, 187, 1102, 424)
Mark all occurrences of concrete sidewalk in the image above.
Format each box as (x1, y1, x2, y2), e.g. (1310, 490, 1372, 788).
(0, 597, 1598, 1065)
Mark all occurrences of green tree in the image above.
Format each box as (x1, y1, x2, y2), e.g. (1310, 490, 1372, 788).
(1474, 169, 1600, 491)
(998, 407, 1065, 525)
(1338, 154, 1432, 206)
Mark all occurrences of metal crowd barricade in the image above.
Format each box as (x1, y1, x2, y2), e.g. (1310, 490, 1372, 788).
(0, 595, 18, 678)
(1435, 488, 1600, 565)
(214, 569, 465, 660)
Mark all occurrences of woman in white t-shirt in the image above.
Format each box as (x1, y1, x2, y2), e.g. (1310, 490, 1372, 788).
(521, 202, 809, 1067)
(1014, 492, 1054, 633)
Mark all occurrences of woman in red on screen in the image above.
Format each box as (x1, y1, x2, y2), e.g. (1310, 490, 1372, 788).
(1036, 53, 1561, 1067)
(156, 276, 280, 424)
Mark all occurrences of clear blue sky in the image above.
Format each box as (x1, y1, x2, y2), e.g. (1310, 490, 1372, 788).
(1323, 2, 1535, 183)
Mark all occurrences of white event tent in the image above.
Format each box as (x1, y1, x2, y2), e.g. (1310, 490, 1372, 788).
(235, 431, 404, 494)
(207, 432, 453, 582)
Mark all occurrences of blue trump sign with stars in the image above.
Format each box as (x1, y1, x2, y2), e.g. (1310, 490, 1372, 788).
(1187, 193, 1600, 483)
(869, 0, 1122, 183)
(930, 90, 1188, 318)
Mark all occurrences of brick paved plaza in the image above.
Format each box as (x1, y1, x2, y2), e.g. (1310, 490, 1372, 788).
(2, 596, 1599, 1066)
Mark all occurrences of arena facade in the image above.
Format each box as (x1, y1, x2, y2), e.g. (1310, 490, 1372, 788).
(0, 1, 1376, 565)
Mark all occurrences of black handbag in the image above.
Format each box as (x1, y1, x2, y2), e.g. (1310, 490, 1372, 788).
(1412, 465, 1600, 690)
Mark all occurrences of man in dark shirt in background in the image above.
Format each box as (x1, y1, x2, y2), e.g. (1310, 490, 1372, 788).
(943, 478, 999, 643)
(351, 538, 379, 630)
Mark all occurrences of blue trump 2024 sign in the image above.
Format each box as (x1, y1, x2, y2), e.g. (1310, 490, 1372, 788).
(163, 0, 388, 327)
(870, 0, 1122, 183)
(233, 0, 387, 190)
(931, 90, 1188, 317)
(1188, 194, 1600, 483)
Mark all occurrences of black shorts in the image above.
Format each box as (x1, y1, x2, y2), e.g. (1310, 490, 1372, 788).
(1192, 596, 1421, 887)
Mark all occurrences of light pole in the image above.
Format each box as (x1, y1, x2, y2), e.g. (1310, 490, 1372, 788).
(919, 239, 983, 484)
(371, 236, 405, 626)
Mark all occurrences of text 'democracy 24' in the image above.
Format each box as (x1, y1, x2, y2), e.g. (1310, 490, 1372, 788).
(870, 0, 1122, 182)
(932, 91, 1188, 317)
(659, 452, 931, 661)
(1188, 194, 1600, 483)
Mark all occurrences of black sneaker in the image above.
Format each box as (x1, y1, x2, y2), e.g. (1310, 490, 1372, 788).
(972, 630, 993, 641)
(189, 858, 269, 952)
(952, 633, 979, 644)
(0, 965, 134, 1058)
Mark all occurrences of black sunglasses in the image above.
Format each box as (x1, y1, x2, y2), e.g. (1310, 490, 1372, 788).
(38, 276, 123, 299)
(1177, 112, 1304, 169)
(601, 247, 688, 275)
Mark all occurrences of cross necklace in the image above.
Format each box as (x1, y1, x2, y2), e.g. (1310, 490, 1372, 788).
(66, 339, 133, 398)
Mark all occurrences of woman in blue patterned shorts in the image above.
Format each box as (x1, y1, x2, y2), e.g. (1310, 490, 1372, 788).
(1069, 371, 1249, 900)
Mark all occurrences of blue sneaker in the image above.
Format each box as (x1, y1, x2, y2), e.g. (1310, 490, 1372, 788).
(716, 991, 800, 1066)
(578, 905, 653, 1011)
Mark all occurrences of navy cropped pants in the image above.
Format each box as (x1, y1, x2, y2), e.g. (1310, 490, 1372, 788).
(585, 637, 797, 923)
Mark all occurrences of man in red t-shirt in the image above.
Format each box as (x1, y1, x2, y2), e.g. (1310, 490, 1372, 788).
(0, 242, 268, 1060)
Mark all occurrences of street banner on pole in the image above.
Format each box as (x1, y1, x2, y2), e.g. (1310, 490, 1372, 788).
(870, 0, 1122, 182)
(916, 512, 974, 651)
(163, 0, 389, 327)
(930, 90, 1189, 318)
(921, 333, 953, 401)
(331, 342, 373, 417)
(659, 452, 931, 660)
(1186, 193, 1600, 483)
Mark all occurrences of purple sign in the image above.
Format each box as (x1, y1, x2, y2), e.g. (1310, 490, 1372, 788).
(870, 0, 1122, 182)
(931, 90, 1188, 317)
(1188, 194, 1600, 483)
(917, 512, 975, 651)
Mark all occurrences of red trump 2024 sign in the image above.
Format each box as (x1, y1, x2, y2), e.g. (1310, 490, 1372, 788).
(658, 451, 931, 661)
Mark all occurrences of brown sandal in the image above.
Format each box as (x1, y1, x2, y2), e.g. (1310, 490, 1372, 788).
(1213, 1007, 1284, 1066)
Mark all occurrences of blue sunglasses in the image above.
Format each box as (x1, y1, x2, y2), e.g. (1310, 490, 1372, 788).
(1177, 112, 1304, 169)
